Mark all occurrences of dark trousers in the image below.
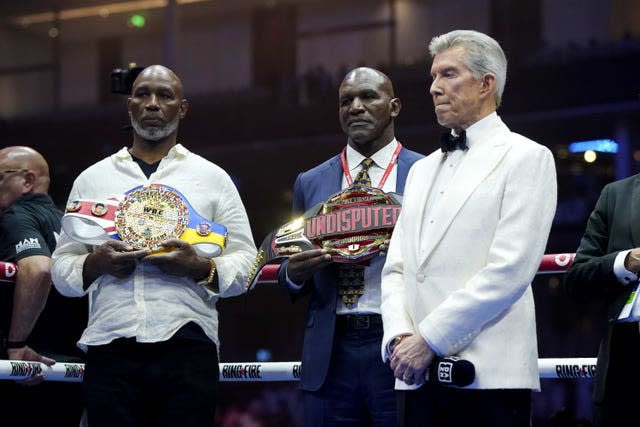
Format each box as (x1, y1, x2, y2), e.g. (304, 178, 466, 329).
(593, 322, 640, 427)
(304, 315, 396, 427)
(83, 323, 219, 427)
(398, 381, 532, 427)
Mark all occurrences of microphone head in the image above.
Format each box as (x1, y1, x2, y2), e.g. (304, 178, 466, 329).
(425, 356, 475, 387)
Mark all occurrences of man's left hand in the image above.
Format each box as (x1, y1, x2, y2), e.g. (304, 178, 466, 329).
(139, 238, 208, 279)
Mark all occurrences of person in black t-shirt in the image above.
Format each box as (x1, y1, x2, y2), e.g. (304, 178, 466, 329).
(0, 146, 87, 426)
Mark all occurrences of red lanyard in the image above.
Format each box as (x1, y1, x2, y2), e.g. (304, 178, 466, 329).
(340, 142, 403, 188)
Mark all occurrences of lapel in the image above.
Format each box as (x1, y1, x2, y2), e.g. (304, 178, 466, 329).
(311, 155, 343, 206)
(417, 131, 512, 268)
(412, 153, 444, 244)
(326, 155, 343, 192)
(630, 175, 640, 247)
(396, 150, 411, 192)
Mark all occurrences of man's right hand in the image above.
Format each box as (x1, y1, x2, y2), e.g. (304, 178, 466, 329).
(287, 249, 332, 284)
(7, 345, 55, 386)
(625, 248, 640, 274)
(83, 240, 151, 286)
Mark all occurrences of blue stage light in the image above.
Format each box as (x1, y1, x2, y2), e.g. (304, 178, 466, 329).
(256, 348, 272, 362)
(568, 139, 618, 154)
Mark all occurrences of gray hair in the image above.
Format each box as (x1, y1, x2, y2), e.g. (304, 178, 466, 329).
(428, 30, 507, 107)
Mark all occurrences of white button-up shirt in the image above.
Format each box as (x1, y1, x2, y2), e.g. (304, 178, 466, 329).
(614, 249, 640, 321)
(336, 139, 399, 314)
(51, 144, 257, 351)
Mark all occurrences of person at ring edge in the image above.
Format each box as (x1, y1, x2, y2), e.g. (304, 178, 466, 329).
(563, 173, 640, 426)
(0, 146, 87, 426)
(380, 30, 557, 427)
(51, 65, 257, 427)
(276, 66, 424, 426)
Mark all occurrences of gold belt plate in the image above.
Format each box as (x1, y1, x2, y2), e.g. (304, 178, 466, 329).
(115, 185, 190, 249)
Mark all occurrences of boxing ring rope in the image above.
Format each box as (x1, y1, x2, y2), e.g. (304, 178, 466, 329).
(1, 254, 595, 382)
(0, 358, 597, 382)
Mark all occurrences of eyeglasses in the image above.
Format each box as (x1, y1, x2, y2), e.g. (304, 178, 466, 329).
(0, 169, 27, 181)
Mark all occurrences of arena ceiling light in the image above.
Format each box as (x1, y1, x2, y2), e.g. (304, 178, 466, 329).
(12, 0, 210, 27)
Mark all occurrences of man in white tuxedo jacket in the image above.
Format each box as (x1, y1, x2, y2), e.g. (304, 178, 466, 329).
(380, 30, 557, 427)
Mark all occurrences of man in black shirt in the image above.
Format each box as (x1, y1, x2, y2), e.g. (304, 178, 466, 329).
(0, 145, 87, 426)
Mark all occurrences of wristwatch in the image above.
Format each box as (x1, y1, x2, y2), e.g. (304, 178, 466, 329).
(390, 335, 406, 352)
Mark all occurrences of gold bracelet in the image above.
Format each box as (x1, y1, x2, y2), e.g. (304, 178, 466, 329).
(197, 258, 217, 287)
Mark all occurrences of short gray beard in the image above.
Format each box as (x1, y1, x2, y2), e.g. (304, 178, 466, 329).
(130, 115, 180, 141)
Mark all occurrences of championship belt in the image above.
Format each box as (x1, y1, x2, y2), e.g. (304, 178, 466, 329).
(245, 184, 402, 291)
(61, 184, 227, 258)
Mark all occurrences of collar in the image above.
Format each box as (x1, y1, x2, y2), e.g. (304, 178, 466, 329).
(462, 111, 498, 149)
(115, 143, 189, 161)
(345, 138, 398, 172)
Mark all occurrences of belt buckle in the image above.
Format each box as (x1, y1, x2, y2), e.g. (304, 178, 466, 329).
(115, 185, 189, 250)
(352, 315, 370, 330)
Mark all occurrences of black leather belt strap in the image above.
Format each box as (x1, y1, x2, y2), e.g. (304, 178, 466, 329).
(336, 314, 382, 330)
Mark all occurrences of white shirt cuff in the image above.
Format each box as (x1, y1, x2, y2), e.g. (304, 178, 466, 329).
(614, 250, 638, 286)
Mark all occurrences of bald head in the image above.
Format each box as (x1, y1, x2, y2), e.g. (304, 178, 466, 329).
(0, 146, 50, 193)
(337, 67, 401, 157)
(132, 65, 184, 99)
(340, 67, 395, 98)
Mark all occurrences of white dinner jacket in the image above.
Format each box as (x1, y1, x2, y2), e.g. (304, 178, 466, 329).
(380, 114, 557, 390)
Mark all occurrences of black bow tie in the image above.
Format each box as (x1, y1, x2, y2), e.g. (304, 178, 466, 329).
(440, 131, 468, 153)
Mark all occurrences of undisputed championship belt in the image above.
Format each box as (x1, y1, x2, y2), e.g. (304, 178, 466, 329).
(61, 184, 228, 258)
(245, 184, 402, 291)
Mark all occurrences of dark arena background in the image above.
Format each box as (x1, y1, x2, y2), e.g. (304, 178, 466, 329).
(1, 1, 640, 426)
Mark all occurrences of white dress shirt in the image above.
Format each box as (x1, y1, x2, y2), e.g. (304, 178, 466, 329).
(51, 144, 257, 351)
(614, 250, 640, 321)
(337, 139, 399, 315)
(287, 139, 400, 315)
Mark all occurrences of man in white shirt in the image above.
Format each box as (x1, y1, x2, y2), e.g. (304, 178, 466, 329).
(381, 30, 557, 426)
(51, 65, 257, 427)
(564, 174, 640, 427)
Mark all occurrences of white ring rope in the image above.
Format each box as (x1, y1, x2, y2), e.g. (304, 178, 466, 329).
(0, 358, 597, 382)
(0, 253, 595, 383)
